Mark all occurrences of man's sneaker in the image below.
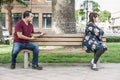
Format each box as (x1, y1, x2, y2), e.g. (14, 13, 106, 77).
(11, 64, 16, 69)
(32, 65, 43, 70)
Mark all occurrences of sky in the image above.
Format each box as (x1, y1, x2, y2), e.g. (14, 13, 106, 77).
(75, 0, 120, 13)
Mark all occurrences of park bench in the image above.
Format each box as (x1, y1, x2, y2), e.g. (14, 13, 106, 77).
(21, 33, 106, 68)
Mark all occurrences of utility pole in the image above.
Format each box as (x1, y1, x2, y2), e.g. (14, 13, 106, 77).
(86, 0, 88, 25)
(78, 0, 82, 24)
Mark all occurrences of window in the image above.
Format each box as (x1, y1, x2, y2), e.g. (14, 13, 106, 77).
(0, 13, 6, 27)
(32, 13, 39, 28)
(46, 0, 52, 2)
(42, 13, 52, 29)
(12, 13, 22, 27)
(23, 0, 30, 2)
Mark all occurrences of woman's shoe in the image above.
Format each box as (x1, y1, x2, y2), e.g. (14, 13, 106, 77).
(91, 63, 98, 71)
(90, 59, 94, 66)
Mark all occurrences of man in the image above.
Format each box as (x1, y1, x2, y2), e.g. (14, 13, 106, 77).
(11, 11, 45, 70)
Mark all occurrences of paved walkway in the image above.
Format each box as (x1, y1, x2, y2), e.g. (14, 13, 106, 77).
(0, 63, 120, 80)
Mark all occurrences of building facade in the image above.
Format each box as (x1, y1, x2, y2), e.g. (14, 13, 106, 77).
(111, 11, 120, 30)
(1, 0, 55, 33)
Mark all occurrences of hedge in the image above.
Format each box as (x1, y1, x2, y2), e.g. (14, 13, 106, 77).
(106, 36, 120, 42)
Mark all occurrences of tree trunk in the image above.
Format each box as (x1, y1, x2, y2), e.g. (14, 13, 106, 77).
(0, 24, 4, 44)
(0, 22, 5, 44)
(0, 6, 4, 43)
(52, 0, 76, 34)
(6, 2, 12, 35)
(0, 5, 1, 12)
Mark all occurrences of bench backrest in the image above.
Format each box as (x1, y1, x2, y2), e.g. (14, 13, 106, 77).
(33, 34, 106, 46)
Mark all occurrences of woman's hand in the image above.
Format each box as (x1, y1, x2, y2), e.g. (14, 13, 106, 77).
(94, 28, 99, 35)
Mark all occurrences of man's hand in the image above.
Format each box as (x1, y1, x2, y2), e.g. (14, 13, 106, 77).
(32, 32, 46, 38)
(30, 36, 37, 41)
(39, 32, 46, 36)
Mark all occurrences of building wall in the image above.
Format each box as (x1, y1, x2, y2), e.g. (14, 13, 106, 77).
(1, 0, 55, 34)
(111, 11, 120, 29)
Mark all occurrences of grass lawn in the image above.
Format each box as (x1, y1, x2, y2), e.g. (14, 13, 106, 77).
(0, 42, 120, 63)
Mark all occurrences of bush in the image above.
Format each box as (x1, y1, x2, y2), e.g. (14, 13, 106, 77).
(106, 36, 120, 42)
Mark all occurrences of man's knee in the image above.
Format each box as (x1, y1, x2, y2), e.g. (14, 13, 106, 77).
(33, 43, 39, 50)
(12, 47, 21, 55)
(35, 45, 39, 52)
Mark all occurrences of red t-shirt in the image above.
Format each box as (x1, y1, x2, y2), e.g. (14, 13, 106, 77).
(14, 20, 34, 43)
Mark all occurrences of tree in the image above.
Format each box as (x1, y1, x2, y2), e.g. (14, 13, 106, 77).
(52, 0, 76, 34)
(79, 0, 100, 20)
(0, 0, 3, 12)
(1, 0, 27, 35)
(0, 0, 4, 43)
(75, 9, 85, 21)
(99, 10, 111, 22)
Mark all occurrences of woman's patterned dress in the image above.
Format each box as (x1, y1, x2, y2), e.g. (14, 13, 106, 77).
(82, 23, 107, 53)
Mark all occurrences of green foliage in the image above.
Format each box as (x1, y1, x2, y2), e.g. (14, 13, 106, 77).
(15, 0, 28, 7)
(0, 0, 3, 13)
(75, 9, 85, 21)
(0, 0, 27, 13)
(0, 0, 3, 5)
(79, 9, 85, 20)
(3, 0, 27, 6)
(106, 36, 120, 42)
(75, 10, 79, 21)
(89, 0, 100, 12)
(80, 0, 100, 12)
(79, 0, 100, 20)
(99, 10, 111, 22)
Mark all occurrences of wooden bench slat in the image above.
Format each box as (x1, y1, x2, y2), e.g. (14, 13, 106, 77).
(21, 49, 85, 53)
(102, 37, 106, 42)
(42, 35, 106, 38)
(34, 42, 82, 46)
(33, 37, 106, 42)
(33, 34, 85, 38)
(35, 38, 83, 42)
(40, 49, 85, 53)
(33, 34, 106, 38)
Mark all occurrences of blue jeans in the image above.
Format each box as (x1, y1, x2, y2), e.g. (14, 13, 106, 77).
(12, 42, 39, 65)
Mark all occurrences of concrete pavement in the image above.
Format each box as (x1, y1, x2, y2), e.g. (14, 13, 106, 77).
(0, 63, 120, 80)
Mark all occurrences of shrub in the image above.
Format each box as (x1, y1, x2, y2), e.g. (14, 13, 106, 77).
(106, 36, 120, 42)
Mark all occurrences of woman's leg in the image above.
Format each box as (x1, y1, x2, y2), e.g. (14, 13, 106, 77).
(94, 48, 104, 64)
(90, 45, 104, 71)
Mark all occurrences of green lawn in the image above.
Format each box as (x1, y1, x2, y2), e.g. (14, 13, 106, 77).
(0, 42, 120, 63)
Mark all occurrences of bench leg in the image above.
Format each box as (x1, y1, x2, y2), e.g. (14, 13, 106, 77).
(28, 53, 30, 66)
(24, 52, 29, 69)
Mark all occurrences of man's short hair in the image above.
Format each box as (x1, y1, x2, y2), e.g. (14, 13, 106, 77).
(23, 11, 32, 18)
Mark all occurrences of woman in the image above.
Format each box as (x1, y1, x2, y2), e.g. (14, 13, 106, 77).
(82, 12, 107, 71)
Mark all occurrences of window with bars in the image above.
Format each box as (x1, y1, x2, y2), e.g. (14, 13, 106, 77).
(42, 13, 52, 29)
(32, 13, 39, 28)
(46, 0, 52, 2)
(12, 13, 39, 28)
(0, 13, 6, 27)
(23, 0, 30, 2)
(12, 13, 22, 27)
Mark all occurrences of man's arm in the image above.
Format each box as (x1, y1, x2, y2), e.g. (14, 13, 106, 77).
(17, 32, 36, 41)
(31, 32, 46, 38)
